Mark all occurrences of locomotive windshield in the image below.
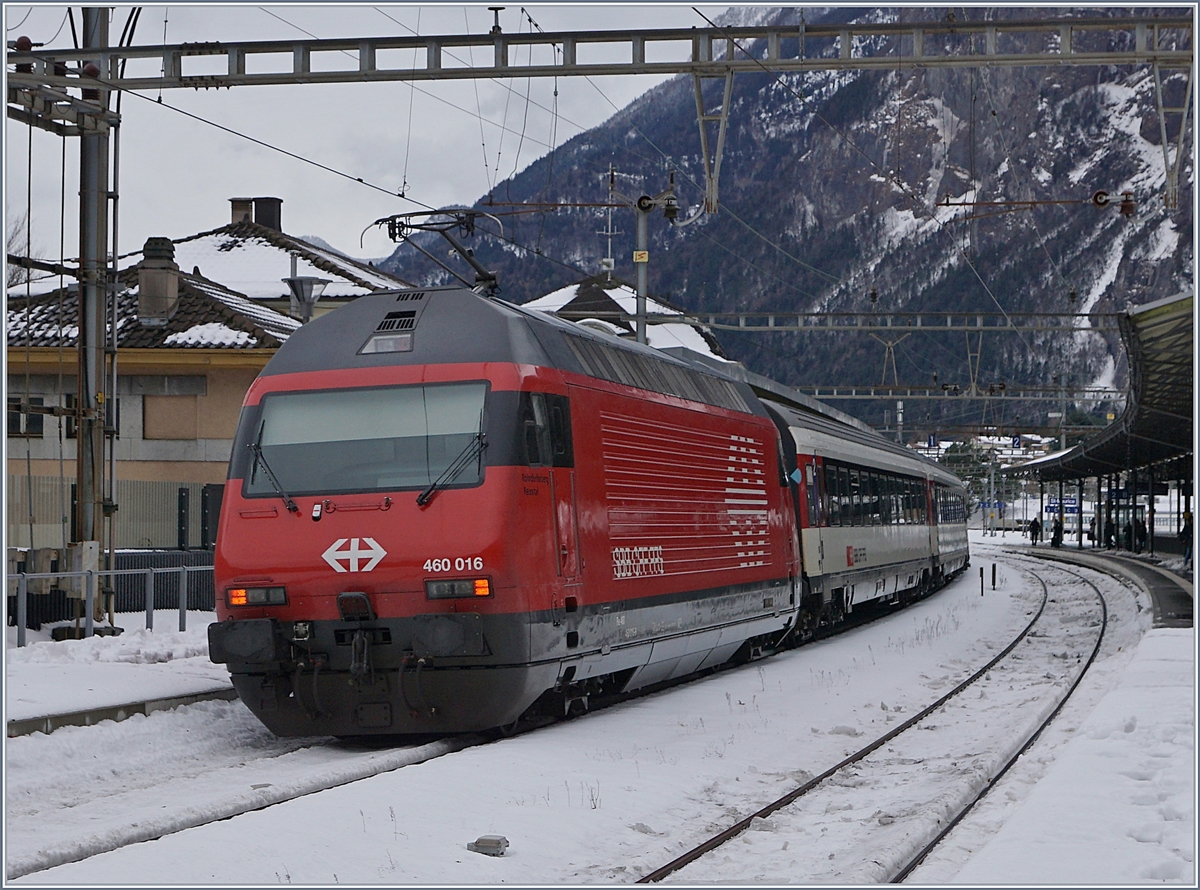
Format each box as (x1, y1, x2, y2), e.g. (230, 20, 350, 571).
(244, 382, 487, 497)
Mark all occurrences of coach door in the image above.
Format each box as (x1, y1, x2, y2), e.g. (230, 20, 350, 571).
(801, 457, 825, 575)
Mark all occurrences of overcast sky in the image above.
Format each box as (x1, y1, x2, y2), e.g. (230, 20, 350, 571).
(6, 4, 732, 264)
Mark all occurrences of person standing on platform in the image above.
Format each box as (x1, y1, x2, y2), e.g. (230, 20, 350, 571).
(1182, 512, 1193, 568)
(1051, 516, 1063, 548)
(1135, 516, 1147, 554)
(1029, 515, 1042, 546)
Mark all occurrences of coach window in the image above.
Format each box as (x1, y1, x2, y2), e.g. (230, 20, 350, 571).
(846, 468, 859, 526)
(824, 464, 840, 526)
(838, 465, 851, 526)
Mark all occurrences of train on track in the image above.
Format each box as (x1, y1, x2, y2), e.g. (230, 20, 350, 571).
(209, 284, 969, 736)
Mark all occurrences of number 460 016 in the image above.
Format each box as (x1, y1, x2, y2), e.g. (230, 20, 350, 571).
(424, 557, 484, 573)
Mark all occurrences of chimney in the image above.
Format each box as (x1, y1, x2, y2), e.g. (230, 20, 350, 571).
(229, 197, 253, 224)
(253, 196, 283, 231)
(138, 237, 180, 326)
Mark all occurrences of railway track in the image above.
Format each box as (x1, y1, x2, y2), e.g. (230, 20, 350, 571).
(637, 561, 1109, 883)
(3, 709, 483, 881)
(4, 576, 961, 882)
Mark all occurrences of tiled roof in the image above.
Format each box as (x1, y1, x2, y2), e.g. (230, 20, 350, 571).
(164, 222, 411, 299)
(7, 270, 300, 350)
(17, 222, 411, 300)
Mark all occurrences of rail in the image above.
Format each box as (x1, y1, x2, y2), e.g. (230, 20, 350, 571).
(892, 563, 1108, 880)
(638, 573, 1052, 882)
(8, 564, 213, 647)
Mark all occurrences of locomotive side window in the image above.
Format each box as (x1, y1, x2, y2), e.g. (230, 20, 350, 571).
(245, 382, 487, 497)
(518, 392, 573, 468)
(522, 393, 552, 467)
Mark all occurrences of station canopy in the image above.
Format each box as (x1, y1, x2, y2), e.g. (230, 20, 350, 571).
(1014, 291, 1193, 483)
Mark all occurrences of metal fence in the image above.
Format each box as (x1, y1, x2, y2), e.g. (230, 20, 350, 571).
(7, 476, 221, 550)
(6, 562, 214, 647)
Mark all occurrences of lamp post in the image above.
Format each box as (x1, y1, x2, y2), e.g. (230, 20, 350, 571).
(282, 263, 331, 323)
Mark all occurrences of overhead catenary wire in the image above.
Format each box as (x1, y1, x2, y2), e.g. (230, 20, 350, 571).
(690, 7, 1033, 353)
(400, 6, 422, 196)
(7, 7, 32, 31)
(114, 87, 439, 211)
(575, 42, 845, 291)
(256, 5, 563, 205)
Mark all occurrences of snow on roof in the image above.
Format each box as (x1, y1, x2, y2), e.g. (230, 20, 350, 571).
(14, 223, 411, 302)
(164, 222, 411, 300)
(7, 271, 300, 351)
(522, 278, 728, 360)
(164, 322, 254, 348)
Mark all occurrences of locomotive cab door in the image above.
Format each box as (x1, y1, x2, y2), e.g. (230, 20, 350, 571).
(524, 392, 580, 584)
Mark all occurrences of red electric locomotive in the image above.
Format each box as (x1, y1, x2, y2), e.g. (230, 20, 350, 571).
(210, 285, 803, 736)
(210, 284, 970, 737)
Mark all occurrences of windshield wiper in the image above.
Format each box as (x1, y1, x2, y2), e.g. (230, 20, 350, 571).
(417, 431, 487, 507)
(248, 442, 299, 513)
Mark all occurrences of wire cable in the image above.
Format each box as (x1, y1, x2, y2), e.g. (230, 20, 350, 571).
(6, 7, 32, 31)
(690, 7, 1032, 350)
(115, 87, 438, 210)
(400, 7, 422, 196)
(575, 46, 845, 290)
(464, 7, 495, 193)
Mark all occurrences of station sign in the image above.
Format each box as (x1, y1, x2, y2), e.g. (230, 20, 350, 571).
(1046, 497, 1079, 514)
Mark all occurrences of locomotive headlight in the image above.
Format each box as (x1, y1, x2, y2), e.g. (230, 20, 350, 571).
(227, 586, 287, 607)
(426, 578, 492, 599)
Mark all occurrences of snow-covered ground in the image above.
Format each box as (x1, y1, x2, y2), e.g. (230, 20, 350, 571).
(4, 533, 1194, 884)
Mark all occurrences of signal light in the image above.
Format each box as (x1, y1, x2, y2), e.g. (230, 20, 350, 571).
(226, 586, 286, 607)
(426, 578, 492, 599)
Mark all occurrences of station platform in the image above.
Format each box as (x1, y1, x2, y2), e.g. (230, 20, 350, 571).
(1015, 545, 1193, 628)
(5, 613, 235, 738)
(6, 662, 236, 738)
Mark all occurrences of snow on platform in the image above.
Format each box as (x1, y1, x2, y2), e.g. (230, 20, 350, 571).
(951, 627, 1195, 884)
(5, 613, 230, 727)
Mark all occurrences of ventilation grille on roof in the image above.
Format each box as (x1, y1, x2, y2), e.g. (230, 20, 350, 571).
(377, 311, 416, 332)
(395, 291, 425, 302)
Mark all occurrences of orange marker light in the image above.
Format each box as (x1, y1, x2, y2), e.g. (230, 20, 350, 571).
(474, 579, 491, 596)
(228, 588, 248, 606)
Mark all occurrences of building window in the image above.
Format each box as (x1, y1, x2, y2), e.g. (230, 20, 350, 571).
(143, 394, 197, 440)
(6, 396, 44, 438)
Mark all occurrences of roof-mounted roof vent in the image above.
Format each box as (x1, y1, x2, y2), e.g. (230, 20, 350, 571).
(138, 237, 180, 327)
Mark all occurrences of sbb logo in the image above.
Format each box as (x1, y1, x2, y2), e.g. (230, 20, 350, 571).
(322, 537, 386, 573)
